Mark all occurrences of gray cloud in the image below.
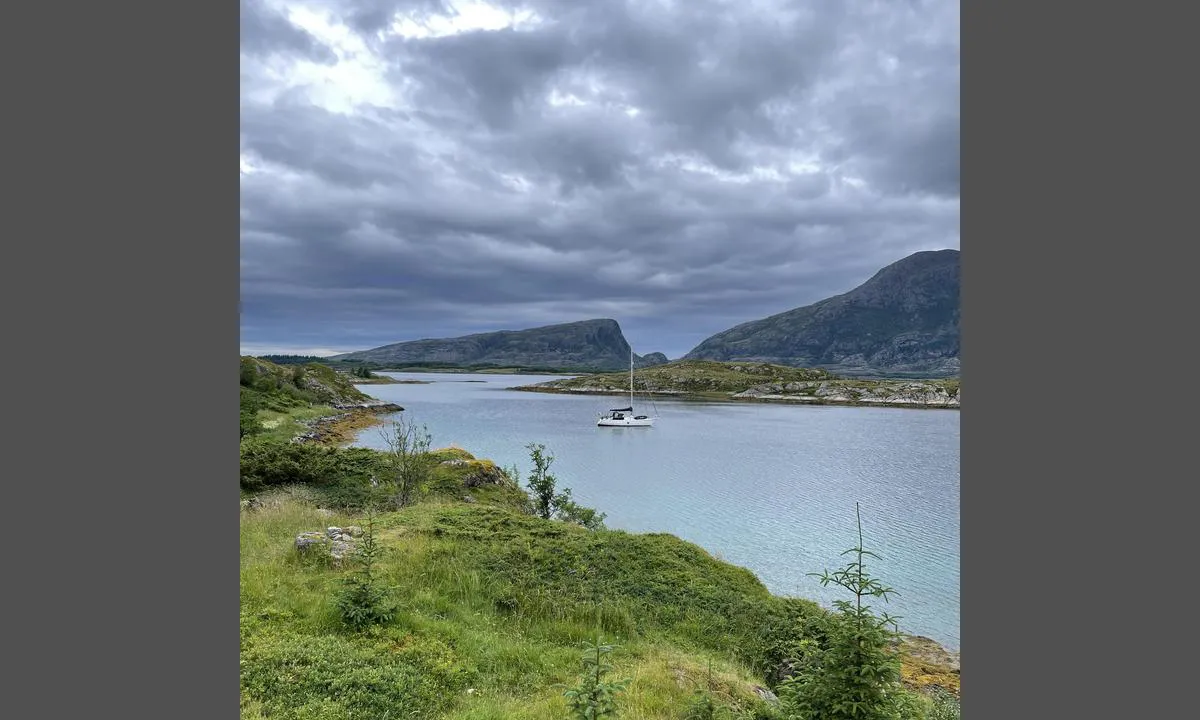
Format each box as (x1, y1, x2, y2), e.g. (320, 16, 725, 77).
(241, 0, 959, 358)
(241, 0, 339, 64)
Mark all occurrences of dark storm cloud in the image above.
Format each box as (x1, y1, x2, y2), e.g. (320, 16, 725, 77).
(240, 0, 959, 357)
(241, 0, 338, 64)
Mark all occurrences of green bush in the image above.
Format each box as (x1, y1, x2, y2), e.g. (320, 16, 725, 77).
(240, 630, 467, 718)
(335, 509, 394, 631)
(777, 504, 907, 720)
(240, 390, 264, 439)
(239, 438, 384, 492)
(379, 416, 436, 508)
(523, 442, 608, 529)
(562, 635, 630, 719)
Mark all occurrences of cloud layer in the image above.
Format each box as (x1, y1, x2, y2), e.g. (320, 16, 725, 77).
(240, 0, 959, 359)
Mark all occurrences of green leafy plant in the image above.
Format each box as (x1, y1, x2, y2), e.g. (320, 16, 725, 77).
(524, 442, 559, 519)
(335, 507, 395, 631)
(523, 443, 607, 529)
(554, 487, 608, 530)
(240, 390, 264, 439)
(562, 634, 631, 719)
(380, 415, 435, 508)
(778, 503, 906, 720)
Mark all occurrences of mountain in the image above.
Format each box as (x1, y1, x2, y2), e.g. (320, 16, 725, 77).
(684, 249, 960, 377)
(331, 319, 668, 371)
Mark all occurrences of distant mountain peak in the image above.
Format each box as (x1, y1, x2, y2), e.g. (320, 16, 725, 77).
(684, 249, 959, 378)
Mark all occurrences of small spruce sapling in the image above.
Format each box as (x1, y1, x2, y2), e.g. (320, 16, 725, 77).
(335, 505, 394, 631)
(779, 503, 906, 720)
(562, 634, 631, 719)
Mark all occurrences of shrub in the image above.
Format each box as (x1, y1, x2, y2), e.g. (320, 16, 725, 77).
(523, 442, 607, 529)
(239, 437, 339, 490)
(778, 504, 907, 720)
(379, 415, 436, 508)
(562, 635, 630, 719)
(334, 508, 394, 631)
(525, 442, 558, 519)
(239, 390, 264, 439)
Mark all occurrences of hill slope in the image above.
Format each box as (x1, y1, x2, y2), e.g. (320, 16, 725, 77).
(239, 356, 375, 410)
(685, 250, 960, 377)
(332, 319, 668, 371)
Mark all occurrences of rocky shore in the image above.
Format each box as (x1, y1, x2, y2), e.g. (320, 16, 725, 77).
(292, 402, 404, 445)
(515, 382, 959, 409)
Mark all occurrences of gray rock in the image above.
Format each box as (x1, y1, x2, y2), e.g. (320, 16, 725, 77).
(329, 540, 353, 560)
(295, 531, 326, 552)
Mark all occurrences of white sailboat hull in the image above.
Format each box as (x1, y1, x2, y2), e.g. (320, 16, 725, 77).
(597, 415, 654, 427)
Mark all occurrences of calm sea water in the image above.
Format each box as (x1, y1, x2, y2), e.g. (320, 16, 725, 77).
(351, 372, 960, 651)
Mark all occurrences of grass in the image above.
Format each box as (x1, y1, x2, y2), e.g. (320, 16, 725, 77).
(241, 492, 807, 719)
(254, 404, 339, 443)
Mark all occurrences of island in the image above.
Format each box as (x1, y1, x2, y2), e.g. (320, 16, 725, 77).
(511, 359, 960, 409)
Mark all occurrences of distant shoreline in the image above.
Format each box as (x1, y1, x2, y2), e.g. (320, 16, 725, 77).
(512, 384, 960, 410)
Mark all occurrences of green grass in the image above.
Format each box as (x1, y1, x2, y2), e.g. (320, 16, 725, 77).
(241, 493, 808, 719)
(254, 404, 338, 443)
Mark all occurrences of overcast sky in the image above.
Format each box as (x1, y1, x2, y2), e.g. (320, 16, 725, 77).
(240, 0, 959, 359)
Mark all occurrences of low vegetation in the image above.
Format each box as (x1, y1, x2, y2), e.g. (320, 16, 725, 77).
(516, 360, 959, 408)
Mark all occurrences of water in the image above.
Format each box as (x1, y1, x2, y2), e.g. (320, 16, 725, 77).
(351, 372, 960, 651)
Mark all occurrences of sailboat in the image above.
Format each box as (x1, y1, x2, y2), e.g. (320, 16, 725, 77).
(597, 349, 655, 427)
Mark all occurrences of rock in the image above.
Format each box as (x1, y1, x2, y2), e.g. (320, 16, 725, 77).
(751, 685, 779, 705)
(329, 540, 353, 561)
(295, 531, 326, 552)
(463, 495, 477, 503)
(345, 526, 363, 537)
(463, 463, 507, 488)
(326, 527, 343, 538)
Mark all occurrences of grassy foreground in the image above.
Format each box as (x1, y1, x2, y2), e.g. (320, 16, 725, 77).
(242, 491, 802, 719)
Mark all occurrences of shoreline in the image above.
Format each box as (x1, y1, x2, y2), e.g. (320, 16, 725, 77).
(292, 402, 403, 445)
(510, 384, 961, 410)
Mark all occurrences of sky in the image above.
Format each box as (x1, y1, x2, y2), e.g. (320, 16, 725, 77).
(240, 0, 959, 360)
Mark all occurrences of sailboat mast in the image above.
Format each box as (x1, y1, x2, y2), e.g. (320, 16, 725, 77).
(629, 348, 633, 407)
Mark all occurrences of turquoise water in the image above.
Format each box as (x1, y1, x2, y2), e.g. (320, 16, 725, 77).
(351, 372, 960, 651)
